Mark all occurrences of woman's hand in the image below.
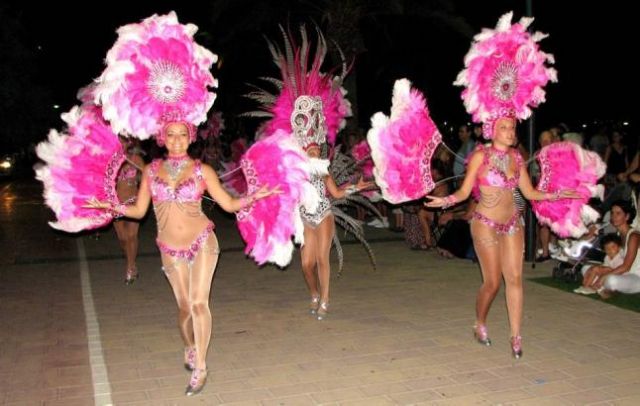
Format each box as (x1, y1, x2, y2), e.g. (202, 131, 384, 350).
(83, 197, 111, 210)
(253, 184, 282, 201)
(424, 195, 446, 208)
(585, 266, 611, 288)
(355, 177, 375, 192)
(560, 189, 581, 199)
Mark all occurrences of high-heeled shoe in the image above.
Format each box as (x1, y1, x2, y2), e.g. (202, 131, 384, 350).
(185, 368, 208, 396)
(473, 324, 492, 346)
(511, 335, 523, 359)
(184, 347, 196, 371)
(316, 301, 329, 321)
(124, 267, 138, 285)
(309, 295, 320, 315)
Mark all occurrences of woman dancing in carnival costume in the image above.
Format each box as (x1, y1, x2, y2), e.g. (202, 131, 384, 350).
(244, 26, 372, 320)
(426, 12, 584, 358)
(368, 14, 603, 359)
(37, 13, 281, 396)
(113, 136, 145, 284)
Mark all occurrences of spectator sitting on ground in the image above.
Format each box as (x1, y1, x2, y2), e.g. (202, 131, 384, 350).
(575, 233, 624, 295)
(579, 200, 640, 298)
(435, 199, 477, 260)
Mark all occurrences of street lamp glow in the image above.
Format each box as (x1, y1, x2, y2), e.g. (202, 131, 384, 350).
(53, 105, 60, 109)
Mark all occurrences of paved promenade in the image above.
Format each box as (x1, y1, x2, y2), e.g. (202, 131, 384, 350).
(1, 186, 639, 405)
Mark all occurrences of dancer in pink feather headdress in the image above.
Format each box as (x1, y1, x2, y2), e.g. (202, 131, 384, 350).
(245, 25, 371, 320)
(426, 12, 580, 359)
(82, 12, 280, 396)
(113, 136, 145, 284)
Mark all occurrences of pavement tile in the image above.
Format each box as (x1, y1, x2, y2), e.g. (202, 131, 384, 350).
(387, 389, 442, 404)
(309, 388, 367, 403)
(605, 383, 640, 397)
(218, 388, 274, 403)
(359, 382, 412, 397)
(523, 381, 580, 397)
(611, 395, 640, 405)
(482, 389, 532, 403)
(260, 395, 316, 405)
(339, 396, 398, 405)
(268, 382, 320, 398)
(559, 389, 618, 404)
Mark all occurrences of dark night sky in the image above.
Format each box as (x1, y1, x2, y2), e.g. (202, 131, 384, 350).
(8, 0, 637, 139)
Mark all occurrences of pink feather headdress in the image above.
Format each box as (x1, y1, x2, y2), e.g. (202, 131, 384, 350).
(454, 11, 557, 139)
(94, 11, 218, 143)
(244, 25, 352, 147)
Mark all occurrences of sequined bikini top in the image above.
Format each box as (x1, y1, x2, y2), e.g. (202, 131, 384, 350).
(475, 145, 522, 190)
(149, 159, 206, 203)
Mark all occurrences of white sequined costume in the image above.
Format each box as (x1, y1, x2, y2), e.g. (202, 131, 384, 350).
(300, 174, 332, 227)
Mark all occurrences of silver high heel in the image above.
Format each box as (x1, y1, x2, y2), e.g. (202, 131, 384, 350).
(473, 324, 492, 346)
(511, 335, 523, 359)
(316, 301, 329, 321)
(184, 347, 195, 371)
(124, 267, 138, 285)
(185, 368, 208, 396)
(309, 295, 320, 315)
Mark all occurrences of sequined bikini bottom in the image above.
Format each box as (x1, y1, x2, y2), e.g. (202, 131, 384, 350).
(472, 211, 522, 236)
(156, 223, 218, 265)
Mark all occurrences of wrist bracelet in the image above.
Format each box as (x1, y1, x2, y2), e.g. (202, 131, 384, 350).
(240, 194, 256, 209)
(111, 203, 127, 218)
(547, 190, 561, 201)
(345, 185, 357, 196)
(442, 195, 458, 209)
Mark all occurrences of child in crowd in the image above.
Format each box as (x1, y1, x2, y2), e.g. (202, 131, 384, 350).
(575, 233, 624, 294)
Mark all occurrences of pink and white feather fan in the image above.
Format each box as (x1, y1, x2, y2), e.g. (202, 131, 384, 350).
(532, 141, 606, 238)
(367, 79, 442, 204)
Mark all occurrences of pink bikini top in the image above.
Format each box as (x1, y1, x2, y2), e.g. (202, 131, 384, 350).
(148, 159, 206, 203)
(474, 145, 522, 191)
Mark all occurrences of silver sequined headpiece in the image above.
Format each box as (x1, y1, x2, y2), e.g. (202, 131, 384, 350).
(147, 60, 186, 104)
(291, 96, 327, 150)
(491, 61, 518, 102)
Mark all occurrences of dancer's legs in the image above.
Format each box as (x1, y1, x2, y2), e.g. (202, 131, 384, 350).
(123, 221, 140, 270)
(114, 221, 130, 265)
(161, 233, 219, 370)
(162, 257, 195, 350)
(188, 234, 219, 370)
(499, 227, 525, 337)
(471, 220, 502, 326)
(315, 215, 335, 303)
(300, 225, 319, 298)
